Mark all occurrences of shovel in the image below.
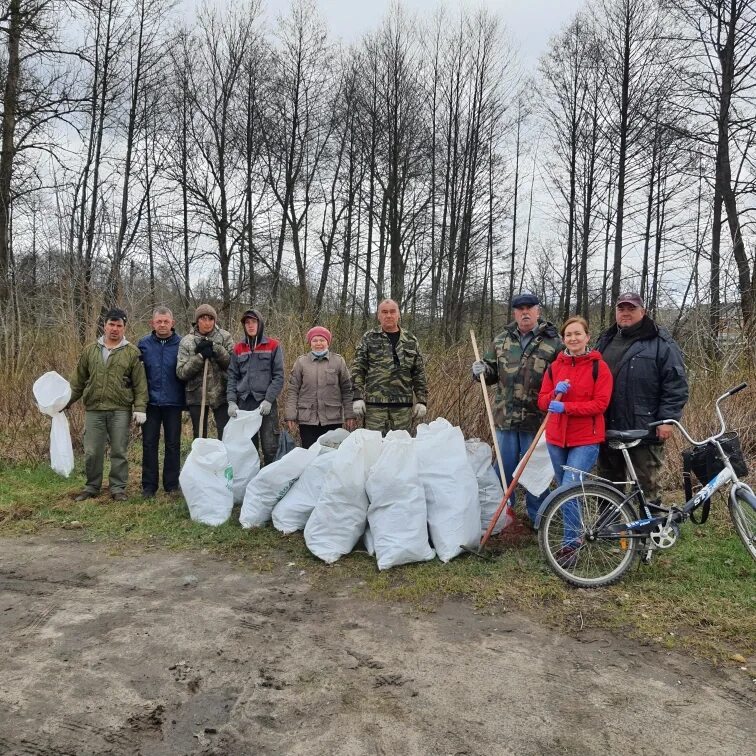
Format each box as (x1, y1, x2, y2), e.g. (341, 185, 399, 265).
(198, 358, 210, 439)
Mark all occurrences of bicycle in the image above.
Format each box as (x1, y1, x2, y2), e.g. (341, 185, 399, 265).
(536, 383, 756, 588)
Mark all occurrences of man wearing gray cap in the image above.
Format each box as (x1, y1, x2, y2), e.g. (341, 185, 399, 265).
(595, 292, 688, 504)
(472, 292, 561, 527)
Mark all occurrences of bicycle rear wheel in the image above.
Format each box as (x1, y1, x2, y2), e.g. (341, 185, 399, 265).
(729, 486, 756, 561)
(538, 483, 639, 588)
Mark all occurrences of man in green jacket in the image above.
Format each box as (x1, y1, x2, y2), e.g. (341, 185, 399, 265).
(68, 308, 148, 501)
(351, 299, 428, 435)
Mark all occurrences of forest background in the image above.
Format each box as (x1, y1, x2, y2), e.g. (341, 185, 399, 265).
(0, 0, 754, 470)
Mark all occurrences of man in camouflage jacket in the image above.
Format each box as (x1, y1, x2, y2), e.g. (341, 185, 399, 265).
(351, 299, 428, 435)
(176, 304, 234, 439)
(472, 292, 561, 526)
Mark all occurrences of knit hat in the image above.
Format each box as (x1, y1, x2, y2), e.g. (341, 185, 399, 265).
(194, 303, 217, 322)
(307, 326, 332, 345)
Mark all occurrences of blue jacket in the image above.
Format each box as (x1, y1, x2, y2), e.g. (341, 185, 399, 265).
(138, 331, 185, 407)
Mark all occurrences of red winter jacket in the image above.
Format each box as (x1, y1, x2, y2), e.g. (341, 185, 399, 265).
(537, 350, 613, 448)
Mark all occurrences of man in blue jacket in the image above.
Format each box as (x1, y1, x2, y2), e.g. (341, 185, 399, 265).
(227, 308, 284, 466)
(596, 292, 688, 504)
(138, 306, 185, 498)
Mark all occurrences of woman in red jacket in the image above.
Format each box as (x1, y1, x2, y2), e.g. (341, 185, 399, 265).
(538, 316, 613, 555)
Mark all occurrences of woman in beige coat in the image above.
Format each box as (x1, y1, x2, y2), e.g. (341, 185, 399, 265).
(284, 327, 356, 448)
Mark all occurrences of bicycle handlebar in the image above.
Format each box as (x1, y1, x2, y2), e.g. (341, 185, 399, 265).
(650, 383, 748, 447)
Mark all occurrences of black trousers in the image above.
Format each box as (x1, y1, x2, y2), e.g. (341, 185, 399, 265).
(239, 397, 280, 466)
(299, 423, 343, 450)
(141, 405, 183, 493)
(188, 403, 230, 440)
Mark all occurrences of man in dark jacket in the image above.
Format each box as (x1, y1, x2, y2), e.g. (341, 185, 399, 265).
(596, 292, 689, 503)
(471, 292, 561, 527)
(227, 309, 284, 466)
(138, 306, 184, 498)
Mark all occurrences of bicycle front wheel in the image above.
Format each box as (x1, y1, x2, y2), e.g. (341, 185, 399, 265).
(538, 483, 639, 588)
(729, 486, 756, 561)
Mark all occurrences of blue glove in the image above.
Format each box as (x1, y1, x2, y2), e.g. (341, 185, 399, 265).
(555, 380, 570, 395)
(548, 400, 565, 414)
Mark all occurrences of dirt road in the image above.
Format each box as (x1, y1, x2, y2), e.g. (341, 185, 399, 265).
(0, 535, 753, 756)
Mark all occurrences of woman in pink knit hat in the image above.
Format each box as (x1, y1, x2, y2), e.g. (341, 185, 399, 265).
(284, 326, 356, 448)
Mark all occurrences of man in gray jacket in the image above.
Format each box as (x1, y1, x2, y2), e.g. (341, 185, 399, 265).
(227, 309, 284, 465)
(596, 292, 689, 504)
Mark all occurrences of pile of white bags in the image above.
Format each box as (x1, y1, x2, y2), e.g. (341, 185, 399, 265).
(366, 430, 435, 570)
(465, 439, 507, 537)
(416, 418, 481, 562)
(222, 409, 263, 504)
(179, 438, 234, 526)
(304, 429, 382, 563)
(271, 429, 349, 535)
(239, 444, 320, 528)
(32, 371, 75, 477)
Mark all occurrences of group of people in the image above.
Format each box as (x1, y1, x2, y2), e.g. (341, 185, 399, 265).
(473, 291, 689, 529)
(65, 299, 428, 501)
(65, 290, 688, 534)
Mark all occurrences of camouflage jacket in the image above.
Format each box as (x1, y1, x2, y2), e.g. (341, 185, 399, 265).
(482, 319, 561, 431)
(176, 325, 234, 408)
(351, 328, 428, 406)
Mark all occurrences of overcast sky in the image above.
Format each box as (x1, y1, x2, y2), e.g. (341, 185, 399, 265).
(263, 0, 587, 65)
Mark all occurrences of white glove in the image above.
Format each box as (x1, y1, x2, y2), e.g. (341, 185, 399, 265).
(228, 401, 239, 418)
(132, 411, 147, 425)
(259, 400, 272, 416)
(472, 360, 488, 378)
(412, 403, 427, 419)
(352, 400, 366, 417)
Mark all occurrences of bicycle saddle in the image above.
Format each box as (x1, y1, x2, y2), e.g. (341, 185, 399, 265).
(605, 430, 648, 441)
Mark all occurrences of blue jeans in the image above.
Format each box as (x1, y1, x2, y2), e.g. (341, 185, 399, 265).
(494, 429, 550, 526)
(547, 443, 600, 546)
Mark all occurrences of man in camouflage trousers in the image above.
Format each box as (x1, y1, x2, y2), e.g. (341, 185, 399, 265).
(472, 292, 561, 527)
(351, 299, 428, 435)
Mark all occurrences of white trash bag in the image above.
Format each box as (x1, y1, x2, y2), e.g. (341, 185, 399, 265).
(465, 439, 507, 537)
(32, 371, 74, 477)
(272, 444, 337, 534)
(222, 409, 263, 504)
(239, 444, 320, 528)
(305, 429, 383, 563)
(415, 418, 480, 562)
(179, 438, 234, 526)
(366, 430, 435, 570)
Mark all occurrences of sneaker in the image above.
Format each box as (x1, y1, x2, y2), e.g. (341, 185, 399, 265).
(553, 544, 579, 569)
(74, 491, 98, 502)
(111, 492, 128, 502)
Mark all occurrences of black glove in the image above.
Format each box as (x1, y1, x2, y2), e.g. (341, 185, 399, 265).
(195, 339, 214, 360)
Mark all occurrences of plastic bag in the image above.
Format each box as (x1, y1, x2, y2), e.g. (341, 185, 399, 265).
(366, 430, 435, 570)
(179, 438, 234, 526)
(239, 444, 320, 528)
(32, 371, 74, 477)
(222, 409, 263, 504)
(304, 429, 383, 563)
(415, 418, 480, 562)
(465, 439, 507, 537)
(272, 444, 337, 534)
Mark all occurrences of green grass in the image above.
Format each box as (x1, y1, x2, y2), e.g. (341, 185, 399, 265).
(1, 461, 754, 667)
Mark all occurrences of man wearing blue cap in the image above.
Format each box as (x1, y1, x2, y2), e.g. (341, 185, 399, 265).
(472, 292, 561, 527)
